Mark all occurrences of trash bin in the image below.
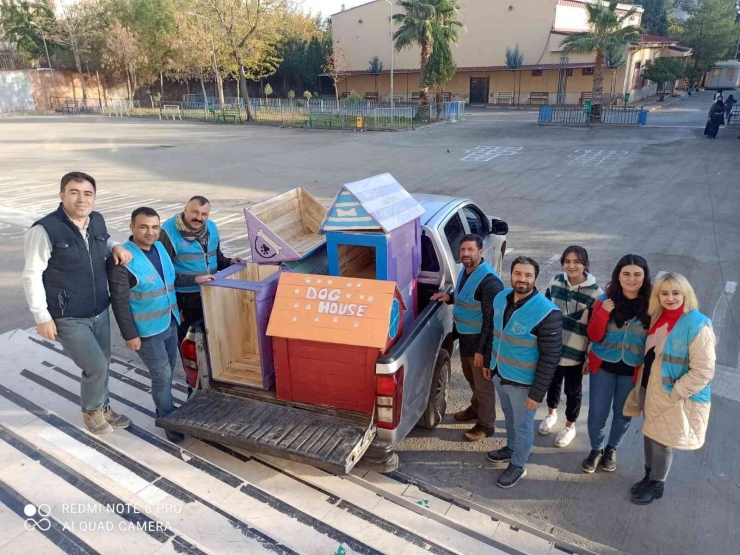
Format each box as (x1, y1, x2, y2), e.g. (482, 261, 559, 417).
(539, 105, 553, 123)
(623, 93, 630, 104)
(583, 100, 592, 114)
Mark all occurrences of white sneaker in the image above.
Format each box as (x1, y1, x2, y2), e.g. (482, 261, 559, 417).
(555, 426, 576, 447)
(538, 413, 558, 435)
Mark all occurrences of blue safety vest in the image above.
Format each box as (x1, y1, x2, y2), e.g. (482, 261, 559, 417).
(590, 293, 648, 367)
(492, 288, 559, 385)
(452, 261, 500, 334)
(661, 309, 712, 403)
(124, 241, 180, 338)
(161, 217, 220, 293)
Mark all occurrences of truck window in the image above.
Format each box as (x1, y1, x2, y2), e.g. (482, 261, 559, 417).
(420, 234, 440, 272)
(444, 213, 466, 263)
(463, 206, 488, 237)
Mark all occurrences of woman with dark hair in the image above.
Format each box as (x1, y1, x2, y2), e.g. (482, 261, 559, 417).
(704, 96, 725, 138)
(725, 94, 736, 122)
(582, 254, 651, 474)
(539, 246, 603, 447)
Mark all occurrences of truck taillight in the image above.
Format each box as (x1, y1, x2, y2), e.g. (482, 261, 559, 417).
(180, 338, 198, 389)
(376, 366, 404, 430)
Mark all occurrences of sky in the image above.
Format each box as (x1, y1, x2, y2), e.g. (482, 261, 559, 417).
(299, 0, 368, 18)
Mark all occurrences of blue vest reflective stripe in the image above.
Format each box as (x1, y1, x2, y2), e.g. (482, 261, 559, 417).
(125, 241, 181, 338)
(452, 261, 500, 334)
(590, 293, 648, 367)
(161, 217, 220, 293)
(661, 309, 712, 403)
(492, 288, 559, 385)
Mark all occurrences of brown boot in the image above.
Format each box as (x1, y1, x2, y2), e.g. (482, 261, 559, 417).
(454, 406, 478, 422)
(464, 423, 495, 442)
(103, 405, 131, 429)
(83, 410, 113, 435)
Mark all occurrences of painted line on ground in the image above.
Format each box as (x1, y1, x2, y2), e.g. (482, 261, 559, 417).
(211, 213, 245, 225)
(106, 204, 181, 223)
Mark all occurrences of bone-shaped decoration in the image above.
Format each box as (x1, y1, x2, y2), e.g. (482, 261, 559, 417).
(335, 207, 358, 217)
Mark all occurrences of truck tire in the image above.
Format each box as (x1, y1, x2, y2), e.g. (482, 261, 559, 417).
(417, 349, 450, 429)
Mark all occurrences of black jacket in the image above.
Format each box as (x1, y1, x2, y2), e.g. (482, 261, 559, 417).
(448, 261, 504, 359)
(490, 288, 563, 403)
(157, 228, 233, 311)
(34, 204, 110, 319)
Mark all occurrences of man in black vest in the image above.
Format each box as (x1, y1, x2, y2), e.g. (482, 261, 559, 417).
(22, 172, 133, 435)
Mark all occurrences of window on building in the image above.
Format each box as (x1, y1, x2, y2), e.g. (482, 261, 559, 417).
(712, 68, 721, 76)
(728, 69, 736, 79)
(566, 68, 573, 76)
(532, 69, 543, 77)
(582, 68, 594, 76)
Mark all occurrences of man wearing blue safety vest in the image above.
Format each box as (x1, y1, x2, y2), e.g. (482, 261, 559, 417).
(108, 207, 185, 443)
(159, 196, 244, 343)
(485, 256, 562, 488)
(432, 234, 504, 442)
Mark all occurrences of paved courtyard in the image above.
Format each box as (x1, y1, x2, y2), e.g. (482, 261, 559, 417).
(0, 91, 738, 554)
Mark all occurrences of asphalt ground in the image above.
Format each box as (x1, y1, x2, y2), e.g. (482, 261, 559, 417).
(0, 90, 738, 554)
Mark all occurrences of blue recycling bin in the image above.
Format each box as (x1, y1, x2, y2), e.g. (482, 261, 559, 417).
(539, 105, 553, 123)
(638, 110, 648, 125)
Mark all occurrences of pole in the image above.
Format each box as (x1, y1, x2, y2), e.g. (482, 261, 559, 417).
(40, 31, 55, 86)
(385, 0, 394, 126)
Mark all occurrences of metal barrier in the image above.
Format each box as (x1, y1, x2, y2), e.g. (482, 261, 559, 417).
(601, 106, 647, 125)
(727, 108, 740, 125)
(539, 104, 647, 125)
(539, 105, 588, 124)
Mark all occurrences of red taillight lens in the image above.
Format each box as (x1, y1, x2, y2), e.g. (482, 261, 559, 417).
(180, 338, 198, 388)
(376, 366, 404, 430)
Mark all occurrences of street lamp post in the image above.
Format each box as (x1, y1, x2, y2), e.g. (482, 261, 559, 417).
(186, 12, 225, 106)
(31, 22, 55, 87)
(383, 0, 394, 125)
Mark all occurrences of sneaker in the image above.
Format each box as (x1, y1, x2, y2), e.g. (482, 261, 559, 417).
(486, 446, 514, 463)
(464, 423, 495, 442)
(600, 445, 617, 472)
(630, 467, 652, 495)
(496, 463, 527, 488)
(554, 426, 576, 448)
(83, 410, 113, 435)
(538, 413, 558, 435)
(631, 480, 664, 505)
(454, 406, 478, 422)
(165, 429, 185, 443)
(581, 449, 603, 473)
(103, 405, 132, 429)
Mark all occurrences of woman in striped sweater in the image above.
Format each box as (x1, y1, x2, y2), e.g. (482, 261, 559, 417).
(540, 246, 603, 447)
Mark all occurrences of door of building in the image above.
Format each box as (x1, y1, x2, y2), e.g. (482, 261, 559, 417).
(469, 77, 489, 104)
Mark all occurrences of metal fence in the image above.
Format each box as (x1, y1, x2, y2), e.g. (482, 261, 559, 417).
(539, 104, 647, 125)
(727, 108, 740, 126)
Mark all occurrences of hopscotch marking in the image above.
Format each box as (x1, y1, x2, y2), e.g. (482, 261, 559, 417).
(460, 146, 522, 162)
(567, 149, 630, 166)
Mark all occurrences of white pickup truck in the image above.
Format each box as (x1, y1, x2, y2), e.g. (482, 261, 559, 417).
(157, 194, 508, 473)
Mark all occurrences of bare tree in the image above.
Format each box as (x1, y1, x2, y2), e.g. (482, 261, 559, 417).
(47, 0, 102, 102)
(171, 12, 216, 118)
(106, 21, 145, 101)
(324, 43, 348, 106)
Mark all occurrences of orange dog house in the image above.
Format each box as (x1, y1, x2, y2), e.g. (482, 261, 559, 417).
(267, 272, 406, 414)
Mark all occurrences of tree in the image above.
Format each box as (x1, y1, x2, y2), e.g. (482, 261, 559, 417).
(368, 55, 382, 93)
(264, 82, 273, 97)
(423, 26, 455, 102)
(393, 0, 463, 104)
(169, 12, 216, 117)
(105, 21, 145, 101)
(636, 0, 670, 36)
(561, 0, 641, 120)
(47, 0, 104, 102)
(0, 0, 57, 62)
(324, 43, 348, 104)
(678, 0, 738, 74)
(641, 56, 685, 99)
(505, 44, 524, 107)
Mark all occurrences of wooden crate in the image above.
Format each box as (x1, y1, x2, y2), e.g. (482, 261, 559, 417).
(245, 188, 327, 263)
(201, 262, 281, 390)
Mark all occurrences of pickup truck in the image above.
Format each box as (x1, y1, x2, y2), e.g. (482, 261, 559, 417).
(157, 194, 508, 473)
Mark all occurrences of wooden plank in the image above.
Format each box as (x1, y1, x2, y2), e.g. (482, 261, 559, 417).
(338, 244, 376, 279)
(258, 197, 301, 226)
(202, 285, 226, 379)
(269, 209, 303, 235)
(248, 189, 299, 220)
(257, 264, 280, 281)
(293, 235, 325, 255)
(299, 190, 328, 234)
(238, 288, 258, 355)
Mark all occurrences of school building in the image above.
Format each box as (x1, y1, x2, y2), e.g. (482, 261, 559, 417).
(331, 0, 691, 105)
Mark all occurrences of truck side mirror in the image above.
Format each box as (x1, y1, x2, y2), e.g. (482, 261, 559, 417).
(491, 218, 508, 236)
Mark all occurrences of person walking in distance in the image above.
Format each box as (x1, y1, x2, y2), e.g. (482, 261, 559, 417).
(159, 196, 244, 344)
(539, 246, 603, 447)
(624, 273, 715, 505)
(485, 256, 562, 488)
(22, 172, 133, 435)
(704, 96, 725, 139)
(108, 207, 185, 443)
(583, 254, 651, 474)
(431, 234, 504, 441)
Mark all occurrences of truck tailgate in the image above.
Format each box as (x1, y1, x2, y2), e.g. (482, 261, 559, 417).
(156, 390, 375, 474)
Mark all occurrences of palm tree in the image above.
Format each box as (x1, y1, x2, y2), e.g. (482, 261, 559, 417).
(393, 0, 463, 104)
(561, 0, 641, 119)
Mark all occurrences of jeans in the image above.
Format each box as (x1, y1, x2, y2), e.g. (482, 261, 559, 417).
(55, 310, 111, 412)
(546, 362, 584, 423)
(137, 319, 179, 418)
(494, 375, 537, 468)
(644, 436, 673, 482)
(587, 369, 634, 451)
(461, 356, 496, 428)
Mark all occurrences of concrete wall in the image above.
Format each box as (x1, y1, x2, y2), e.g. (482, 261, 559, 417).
(0, 71, 35, 112)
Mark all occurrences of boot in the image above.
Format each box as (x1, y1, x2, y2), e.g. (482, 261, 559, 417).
(600, 445, 617, 472)
(83, 410, 113, 435)
(632, 480, 664, 505)
(454, 406, 478, 422)
(630, 467, 652, 495)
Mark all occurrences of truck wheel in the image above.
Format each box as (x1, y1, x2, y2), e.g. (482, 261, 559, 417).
(417, 350, 450, 429)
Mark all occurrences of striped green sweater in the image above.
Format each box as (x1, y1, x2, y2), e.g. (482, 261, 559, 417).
(545, 272, 603, 366)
